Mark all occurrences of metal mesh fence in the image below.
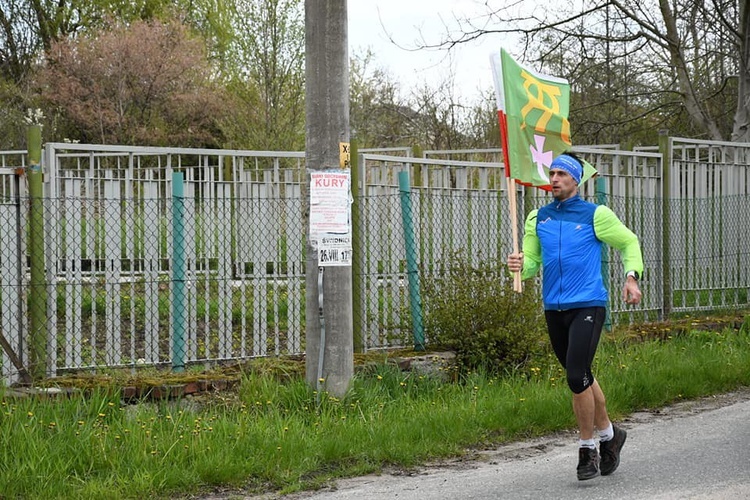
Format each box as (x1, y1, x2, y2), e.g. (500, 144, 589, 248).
(2, 143, 750, 384)
(667, 194, 750, 312)
(9, 194, 306, 377)
(353, 189, 513, 350)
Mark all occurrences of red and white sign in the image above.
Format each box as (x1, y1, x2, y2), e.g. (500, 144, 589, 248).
(310, 171, 352, 266)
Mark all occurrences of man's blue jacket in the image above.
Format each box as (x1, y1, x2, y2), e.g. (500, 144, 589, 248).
(521, 195, 644, 311)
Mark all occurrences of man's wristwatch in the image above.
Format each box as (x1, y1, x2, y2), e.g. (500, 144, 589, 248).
(626, 271, 639, 281)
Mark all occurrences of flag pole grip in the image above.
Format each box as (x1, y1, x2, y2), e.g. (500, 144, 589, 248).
(507, 177, 523, 293)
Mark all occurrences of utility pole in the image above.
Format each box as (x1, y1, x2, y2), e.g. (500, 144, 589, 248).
(304, 0, 353, 397)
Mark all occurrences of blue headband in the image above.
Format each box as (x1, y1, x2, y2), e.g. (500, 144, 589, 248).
(550, 154, 582, 184)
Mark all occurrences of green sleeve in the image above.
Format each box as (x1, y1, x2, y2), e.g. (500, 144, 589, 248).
(594, 205, 644, 277)
(521, 209, 541, 280)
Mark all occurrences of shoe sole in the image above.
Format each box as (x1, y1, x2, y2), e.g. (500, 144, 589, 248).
(601, 429, 627, 476)
(577, 470, 600, 481)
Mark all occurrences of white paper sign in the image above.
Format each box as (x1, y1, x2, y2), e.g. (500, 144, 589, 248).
(318, 234, 352, 266)
(310, 171, 352, 267)
(310, 172, 350, 235)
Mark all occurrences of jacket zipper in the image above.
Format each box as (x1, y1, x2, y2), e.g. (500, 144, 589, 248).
(556, 202, 563, 310)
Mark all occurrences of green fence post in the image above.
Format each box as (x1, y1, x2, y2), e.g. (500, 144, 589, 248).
(398, 171, 425, 351)
(27, 124, 47, 380)
(171, 172, 186, 372)
(596, 176, 611, 331)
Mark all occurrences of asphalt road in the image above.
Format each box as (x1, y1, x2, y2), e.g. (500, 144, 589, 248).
(274, 390, 750, 500)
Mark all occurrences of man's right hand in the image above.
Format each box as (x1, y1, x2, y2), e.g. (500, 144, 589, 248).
(507, 252, 524, 273)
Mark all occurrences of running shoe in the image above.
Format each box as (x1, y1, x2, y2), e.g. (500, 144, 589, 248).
(600, 425, 627, 475)
(577, 446, 600, 480)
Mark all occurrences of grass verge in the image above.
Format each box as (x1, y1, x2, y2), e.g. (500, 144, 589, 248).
(1, 323, 749, 499)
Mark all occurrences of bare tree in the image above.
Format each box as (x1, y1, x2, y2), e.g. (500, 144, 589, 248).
(349, 50, 496, 150)
(432, 0, 748, 143)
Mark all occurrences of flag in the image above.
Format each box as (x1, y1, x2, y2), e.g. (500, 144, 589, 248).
(490, 48, 595, 189)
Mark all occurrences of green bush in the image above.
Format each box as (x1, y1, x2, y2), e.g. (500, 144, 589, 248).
(423, 256, 548, 374)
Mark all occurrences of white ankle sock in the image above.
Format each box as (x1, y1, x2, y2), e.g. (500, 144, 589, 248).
(599, 423, 614, 442)
(579, 438, 597, 449)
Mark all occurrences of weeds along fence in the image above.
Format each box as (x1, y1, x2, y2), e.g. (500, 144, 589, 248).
(0, 139, 749, 383)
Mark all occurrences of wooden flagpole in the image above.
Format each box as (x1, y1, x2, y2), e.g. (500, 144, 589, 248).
(507, 176, 523, 293)
(497, 106, 523, 294)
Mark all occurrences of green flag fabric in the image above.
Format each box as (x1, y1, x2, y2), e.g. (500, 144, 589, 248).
(490, 48, 595, 189)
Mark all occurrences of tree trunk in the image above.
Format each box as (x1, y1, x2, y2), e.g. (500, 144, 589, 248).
(659, 0, 724, 140)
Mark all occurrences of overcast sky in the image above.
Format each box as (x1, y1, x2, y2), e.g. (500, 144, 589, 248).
(347, 0, 517, 102)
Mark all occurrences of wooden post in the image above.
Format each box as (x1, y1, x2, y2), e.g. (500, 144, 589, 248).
(508, 177, 523, 292)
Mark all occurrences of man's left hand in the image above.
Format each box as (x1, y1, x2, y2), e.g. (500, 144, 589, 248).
(623, 278, 642, 305)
